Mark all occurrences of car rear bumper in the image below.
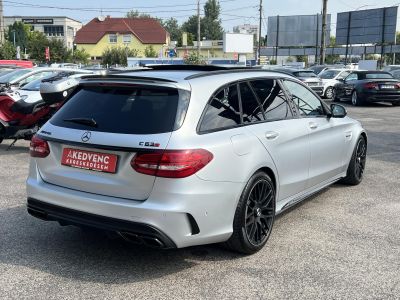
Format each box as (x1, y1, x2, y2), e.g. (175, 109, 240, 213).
(26, 161, 244, 248)
(360, 92, 400, 103)
(27, 198, 177, 248)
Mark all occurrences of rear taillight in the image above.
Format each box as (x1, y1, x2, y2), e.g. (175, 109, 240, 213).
(131, 149, 213, 178)
(364, 83, 378, 90)
(30, 135, 50, 158)
(396, 83, 400, 89)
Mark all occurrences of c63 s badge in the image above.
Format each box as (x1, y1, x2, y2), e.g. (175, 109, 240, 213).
(139, 142, 160, 147)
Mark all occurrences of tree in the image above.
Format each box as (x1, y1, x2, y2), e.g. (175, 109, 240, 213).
(6, 21, 31, 50)
(72, 48, 90, 64)
(325, 36, 340, 64)
(26, 31, 48, 62)
(162, 17, 181, 41)
(102, 47, 138, 66)
(183, 52, 206, 65)
(126, 10, 152, 18)
(144, 45, 158, 58)
(181, 15, 204, 39)
(202, 0, 223, 40)
(0, 41, 16, 59)
(47, 39, 71, 62)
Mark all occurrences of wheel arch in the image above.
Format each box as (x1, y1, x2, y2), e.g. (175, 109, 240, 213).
(255, 167, 277, 191)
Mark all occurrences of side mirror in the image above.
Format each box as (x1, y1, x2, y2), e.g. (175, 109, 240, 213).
(330, 104, 347, 118)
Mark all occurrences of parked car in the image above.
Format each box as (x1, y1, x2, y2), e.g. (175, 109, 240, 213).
(319, 69, 352, 99)
(333, 70, 400, 106)
(27, 65, 367, 254)
(274, 68, 324, 96)
(389, 69, 400, 80)
(383, 65, 400, 73)
(308, 64, 345, 75)
(0, 68, 92, 90)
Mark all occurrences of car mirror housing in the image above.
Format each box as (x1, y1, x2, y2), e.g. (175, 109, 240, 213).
(330, 103, 347, 118)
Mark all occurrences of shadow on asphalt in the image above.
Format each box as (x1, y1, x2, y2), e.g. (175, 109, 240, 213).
(0, 205, 244, 284)
(0, 142, 29, 155)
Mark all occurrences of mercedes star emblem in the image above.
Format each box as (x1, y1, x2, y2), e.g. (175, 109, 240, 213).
(81, 131, 91, 142)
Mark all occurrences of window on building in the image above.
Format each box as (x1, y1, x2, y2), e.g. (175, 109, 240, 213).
(43, 26, 64, 37)
(123, 34, 131, 43)
(109, 34, 117, 43)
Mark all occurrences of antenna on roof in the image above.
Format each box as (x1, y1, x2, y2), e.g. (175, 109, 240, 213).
(98, 15, 105, 22)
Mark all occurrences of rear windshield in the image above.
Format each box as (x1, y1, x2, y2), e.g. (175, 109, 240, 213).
(51, 85, 190, 134)
(319, 70, 340, 79)
(294, 71, 317, 78)
(364, 73, 393, 79)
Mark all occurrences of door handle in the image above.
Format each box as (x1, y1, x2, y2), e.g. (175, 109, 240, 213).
(265, 131, 279, 140)
(309, 122, 318, 129)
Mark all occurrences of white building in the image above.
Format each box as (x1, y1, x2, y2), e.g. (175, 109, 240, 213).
(4, 16, 82, 49)
(233, 24, 259, 41)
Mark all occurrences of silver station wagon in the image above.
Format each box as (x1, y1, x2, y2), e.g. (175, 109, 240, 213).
(27, 66, 367, 254)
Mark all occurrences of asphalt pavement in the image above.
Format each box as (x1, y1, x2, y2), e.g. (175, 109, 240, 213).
(0, 101, 399, 299)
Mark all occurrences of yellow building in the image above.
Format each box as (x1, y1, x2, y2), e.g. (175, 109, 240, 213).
(75, 16, 170, 60)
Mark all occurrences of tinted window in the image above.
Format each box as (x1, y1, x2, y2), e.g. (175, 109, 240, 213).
(51, 85, 184, 134)
(337, 71, 350, 79)
(283, 80, 325, 116)
(345, 73, 358, 81)
(294, 71, 317, 78)
(364, 73, 393, 79)
(239, 83, 264, 123)
(250, 79, 292, 121)
(199, 84, 241, 132)
(319, 70, 340, 79)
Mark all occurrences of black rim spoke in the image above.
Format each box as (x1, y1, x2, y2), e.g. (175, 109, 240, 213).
(245, 179, 275, 246)
(355, 139, 366, 179)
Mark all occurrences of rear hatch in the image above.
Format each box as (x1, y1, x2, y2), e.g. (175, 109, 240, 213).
(35, 81, 190, 200)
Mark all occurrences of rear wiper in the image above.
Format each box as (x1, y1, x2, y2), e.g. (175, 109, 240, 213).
(63, 117, 98, 128)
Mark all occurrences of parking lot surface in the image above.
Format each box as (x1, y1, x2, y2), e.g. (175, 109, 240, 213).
(0, 102, 399, 300)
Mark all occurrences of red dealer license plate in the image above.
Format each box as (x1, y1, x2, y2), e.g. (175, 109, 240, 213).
(61, 148, 118, 173)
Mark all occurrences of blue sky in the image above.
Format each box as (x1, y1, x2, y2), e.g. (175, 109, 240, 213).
(3, 0, 400, 35)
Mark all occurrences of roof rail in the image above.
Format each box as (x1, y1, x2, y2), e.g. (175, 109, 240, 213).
(143, 64, 251, 72)
(184, 68, 294, 80)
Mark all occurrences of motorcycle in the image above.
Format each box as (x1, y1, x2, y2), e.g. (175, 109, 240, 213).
(0, 73, 79, 148)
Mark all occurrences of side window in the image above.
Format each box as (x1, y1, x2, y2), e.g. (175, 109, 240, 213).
(337, 71, 350, 79)
(239, 82, 264, 124)
(283, 80, 325, 117)
(345, 73, 358, 81)
(199, 84, 241, 132)
(250, 79, 292, 121)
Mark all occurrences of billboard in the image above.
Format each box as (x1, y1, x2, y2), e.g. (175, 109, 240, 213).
(223, 33, 254, 53)
(267, 14, 331, 47)
(336, 7, 398, 45)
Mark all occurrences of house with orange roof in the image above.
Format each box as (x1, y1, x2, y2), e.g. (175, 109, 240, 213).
(75, 16, 170, 60)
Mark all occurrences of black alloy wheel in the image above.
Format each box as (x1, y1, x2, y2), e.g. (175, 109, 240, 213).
(354, 138, 367, 182)
(244, 179, 275, 246)
(340, 136, 367, 185)
(225, 172, 276, 254)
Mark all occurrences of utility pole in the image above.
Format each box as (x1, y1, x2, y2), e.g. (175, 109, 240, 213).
(0, 0, 4, 44)
(320, 0, 328, 65)
(258, 0, 263, 65)
(197, 0, 201, 58)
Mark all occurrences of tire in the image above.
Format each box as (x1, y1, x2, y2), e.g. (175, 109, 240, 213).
(0, 124, 4, 144)
(325, 87, 334, 99)
(332, 88, 340, 102)
(225, 172, 276, 254)
(340, 136, 367, 185)
(351, 90, 364, 106)
(0, 137, 3, 144)
(392, 102, 400, 107)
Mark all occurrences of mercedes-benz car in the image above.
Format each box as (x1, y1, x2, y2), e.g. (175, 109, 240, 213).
(26, 66, 367, 254)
